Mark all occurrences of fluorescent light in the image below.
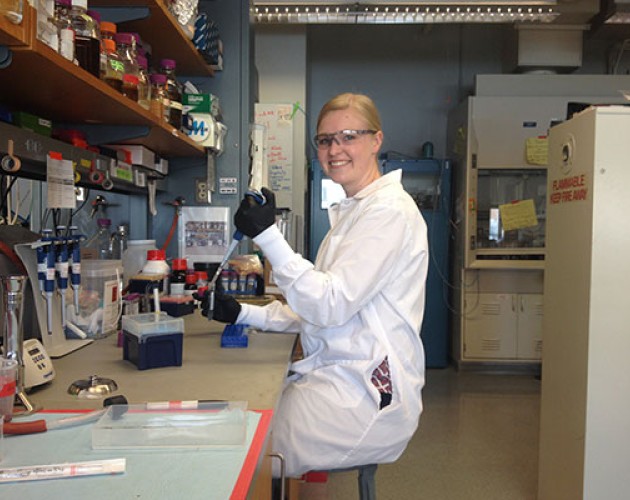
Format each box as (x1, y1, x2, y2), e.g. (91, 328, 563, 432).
(252, 4, 559, 24)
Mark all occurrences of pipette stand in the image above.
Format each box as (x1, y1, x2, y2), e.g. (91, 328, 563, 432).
(15, 243, 93, 358)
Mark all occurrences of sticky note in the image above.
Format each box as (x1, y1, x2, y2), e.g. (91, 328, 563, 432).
(525, 136, 548, 166)
(499, 199, 538, 231)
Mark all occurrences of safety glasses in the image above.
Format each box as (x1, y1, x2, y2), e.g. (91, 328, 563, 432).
(314, 129, 377, 149)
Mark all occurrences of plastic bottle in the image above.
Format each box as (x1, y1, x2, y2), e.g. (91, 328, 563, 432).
(121, 74, 139, 102)
(169, 258, 187, 296)
(184, 272, 198, 306)
(70, 0, 100, 78)
(114, 32, 139, 79)
(101, 39, 124, 91)
(136, 54, 151, 111)
(159, 58, 183, 130)
(99, 21, 117, 77)
(149, 74, 169, 123)
(141, 249, 170, 293)
(122, 239, 156, 285)
(84, 218, 113, 260)
(54, 0, 74, 62)
(110, 224, 128, 260)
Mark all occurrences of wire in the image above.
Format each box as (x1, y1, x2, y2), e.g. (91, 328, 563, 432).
(0, 175, 19, 224)
(160, 206, 180, 251)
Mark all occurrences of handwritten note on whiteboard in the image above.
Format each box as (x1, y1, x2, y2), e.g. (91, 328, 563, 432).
(254, 103, 294, 208)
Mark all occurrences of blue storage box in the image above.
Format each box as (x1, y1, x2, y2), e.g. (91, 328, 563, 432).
(122, 313, 184, 370)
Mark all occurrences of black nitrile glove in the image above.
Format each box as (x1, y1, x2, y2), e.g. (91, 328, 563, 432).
(194, 288, 242, 324)
(234, 187, 276, 239)
(212, 291, 242, 324)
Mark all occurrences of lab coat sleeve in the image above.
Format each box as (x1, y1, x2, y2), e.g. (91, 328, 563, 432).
(238, 300, 302, 333)
(254, 201, 417, 327)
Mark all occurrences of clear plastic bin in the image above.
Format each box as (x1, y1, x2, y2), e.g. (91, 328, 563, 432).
(92, 401, 248, 449)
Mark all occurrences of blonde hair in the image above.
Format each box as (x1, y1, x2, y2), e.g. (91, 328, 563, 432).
(316, 93, 382, 133)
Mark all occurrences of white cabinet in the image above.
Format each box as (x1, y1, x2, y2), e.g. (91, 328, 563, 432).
(464, 292, 543, 361)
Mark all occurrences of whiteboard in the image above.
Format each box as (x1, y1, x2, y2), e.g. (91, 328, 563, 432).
(254, 103, 294, 208)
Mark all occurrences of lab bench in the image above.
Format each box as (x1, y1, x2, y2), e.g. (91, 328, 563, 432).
(7, 312, 298, 499)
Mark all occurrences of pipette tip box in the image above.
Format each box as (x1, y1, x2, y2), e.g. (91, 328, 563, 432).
(92, 401, 248, 449)
(221, 324, 248, 348)
(122, 312, 184, 370)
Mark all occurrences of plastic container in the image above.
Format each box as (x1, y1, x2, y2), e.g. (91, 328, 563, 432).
(84, 218, 112, 260)
(159, 58, 182, 130)
(75, 259, 122, 338)
(70, 0, 100, 77)
(92, 400, 248, 449)
(149, 74, 169, 123)
(122, 312, 184, 370)
(136, 54, 151, 110)
(101, 39, 123, 91)
(0, 358, 17, 421)
(122, 239, 156, 284)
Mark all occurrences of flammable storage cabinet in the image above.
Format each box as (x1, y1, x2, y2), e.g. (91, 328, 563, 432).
(308, 158, 452, 368)
(538, 106, 630, 500)
(446, 74, 630, 369)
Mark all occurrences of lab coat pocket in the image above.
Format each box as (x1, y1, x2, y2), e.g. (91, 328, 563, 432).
(303, 360, 376, 410)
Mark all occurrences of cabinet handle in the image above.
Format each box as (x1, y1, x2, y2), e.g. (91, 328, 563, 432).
(520, 296, 524, 312)
(512, 295, 516, 312)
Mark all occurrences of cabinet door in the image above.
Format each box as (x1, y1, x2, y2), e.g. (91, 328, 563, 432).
(516, 293, 543, 360)
(464, 293, 517, 359)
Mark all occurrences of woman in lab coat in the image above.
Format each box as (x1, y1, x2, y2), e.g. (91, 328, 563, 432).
(211, 93, 428, 478)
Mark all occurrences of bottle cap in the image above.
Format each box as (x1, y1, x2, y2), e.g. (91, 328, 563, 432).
(196, 271, 208, 281)
(100, 21, 117, 34)
(172, 258, 187, 271)
(114, 32, 134, 45)
(137, 54, 148, 69)
(185, 273, 197, 285)
(103, 39, 116, 53)
(71, 0, 88, 10)
(150, 74, 167, 85)
(123, 74, 139, 85)
(160, 58, 176, 70)
(147, 249, 166, 261)
(87, 9, 101, 23)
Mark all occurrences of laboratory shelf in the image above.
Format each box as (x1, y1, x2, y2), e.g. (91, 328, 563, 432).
(0, 7, 31, 47)
(91, 0, 215, 77)
(0, 2, 207, 158)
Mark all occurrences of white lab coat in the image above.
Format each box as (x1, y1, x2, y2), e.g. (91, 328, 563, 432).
(239, 170, 428, 478)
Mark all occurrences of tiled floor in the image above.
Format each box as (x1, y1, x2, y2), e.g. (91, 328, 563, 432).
(301, 367, 541, 499)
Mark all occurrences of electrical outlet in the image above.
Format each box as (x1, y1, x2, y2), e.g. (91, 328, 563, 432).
(196, 178, 208, 203)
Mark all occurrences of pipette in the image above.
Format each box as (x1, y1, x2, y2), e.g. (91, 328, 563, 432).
(55, 226, 69, 329)
(40, 229, 56, 335)
(68, 226, 82, 314)
(206, 189, 266, 320)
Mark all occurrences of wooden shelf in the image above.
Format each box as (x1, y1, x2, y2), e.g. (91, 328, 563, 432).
(0, 4, 207, 158)
(0, 4, 32, 47)
(91, 0, 215, 76)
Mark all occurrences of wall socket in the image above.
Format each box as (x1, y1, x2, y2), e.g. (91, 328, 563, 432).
(195, 178, 208, 203)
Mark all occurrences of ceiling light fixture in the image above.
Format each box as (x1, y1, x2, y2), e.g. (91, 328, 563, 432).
(252, 2, 558, 24)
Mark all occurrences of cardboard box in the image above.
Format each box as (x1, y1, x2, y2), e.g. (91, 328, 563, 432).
(13, 111, 52, 136)
(107, 145, 156, 169)
(183, 93, 220, 116)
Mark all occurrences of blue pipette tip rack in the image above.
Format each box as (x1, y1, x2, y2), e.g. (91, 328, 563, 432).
(220, 324, 249, 348)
